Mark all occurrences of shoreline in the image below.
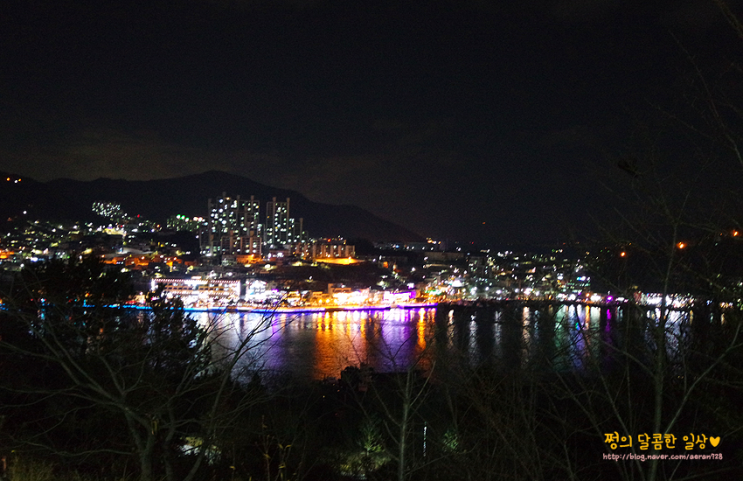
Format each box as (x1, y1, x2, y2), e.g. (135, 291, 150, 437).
(124, 302, 439, 313)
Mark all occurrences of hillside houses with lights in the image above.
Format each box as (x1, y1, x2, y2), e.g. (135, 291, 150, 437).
(0, 188, 626, 309)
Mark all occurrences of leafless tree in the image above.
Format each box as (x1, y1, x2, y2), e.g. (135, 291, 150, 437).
(0, 258, 276, 481)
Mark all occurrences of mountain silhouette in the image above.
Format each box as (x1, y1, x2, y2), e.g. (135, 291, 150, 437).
(0, 170, 422, 242)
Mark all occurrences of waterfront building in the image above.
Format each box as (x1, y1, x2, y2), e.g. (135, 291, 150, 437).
(151, 278, 241, 306)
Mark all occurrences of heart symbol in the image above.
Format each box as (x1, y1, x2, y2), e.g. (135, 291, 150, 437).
(710, 436, 720, 447)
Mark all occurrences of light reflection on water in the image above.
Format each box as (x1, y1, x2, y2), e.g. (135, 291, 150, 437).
(194, 305, 692, 380)
(196, 308, 436, 380)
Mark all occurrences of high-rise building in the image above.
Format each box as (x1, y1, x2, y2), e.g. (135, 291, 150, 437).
(202, 193, 262, 256)
(265, 197, 289, 247)
(265, 197, 304, 247)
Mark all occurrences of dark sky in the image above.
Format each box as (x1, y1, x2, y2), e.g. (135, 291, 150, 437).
(1, 0, 740, 244)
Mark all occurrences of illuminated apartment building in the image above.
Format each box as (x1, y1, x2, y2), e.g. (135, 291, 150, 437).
(294, 238, 357, 263)
(313, 239, 355, 259)
(265, 197, 304, 248)
(202, 193, 262, 257)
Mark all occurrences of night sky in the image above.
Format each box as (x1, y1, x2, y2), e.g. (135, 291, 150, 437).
(1, 0, 740, 244)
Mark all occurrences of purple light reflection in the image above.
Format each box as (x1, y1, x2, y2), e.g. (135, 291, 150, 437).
(208, 308, 436, 380)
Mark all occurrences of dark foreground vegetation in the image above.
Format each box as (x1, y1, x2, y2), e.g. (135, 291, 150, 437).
(1, 257, 742, 481)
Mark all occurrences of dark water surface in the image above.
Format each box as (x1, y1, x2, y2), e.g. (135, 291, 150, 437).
(197, 305, 693, 380)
